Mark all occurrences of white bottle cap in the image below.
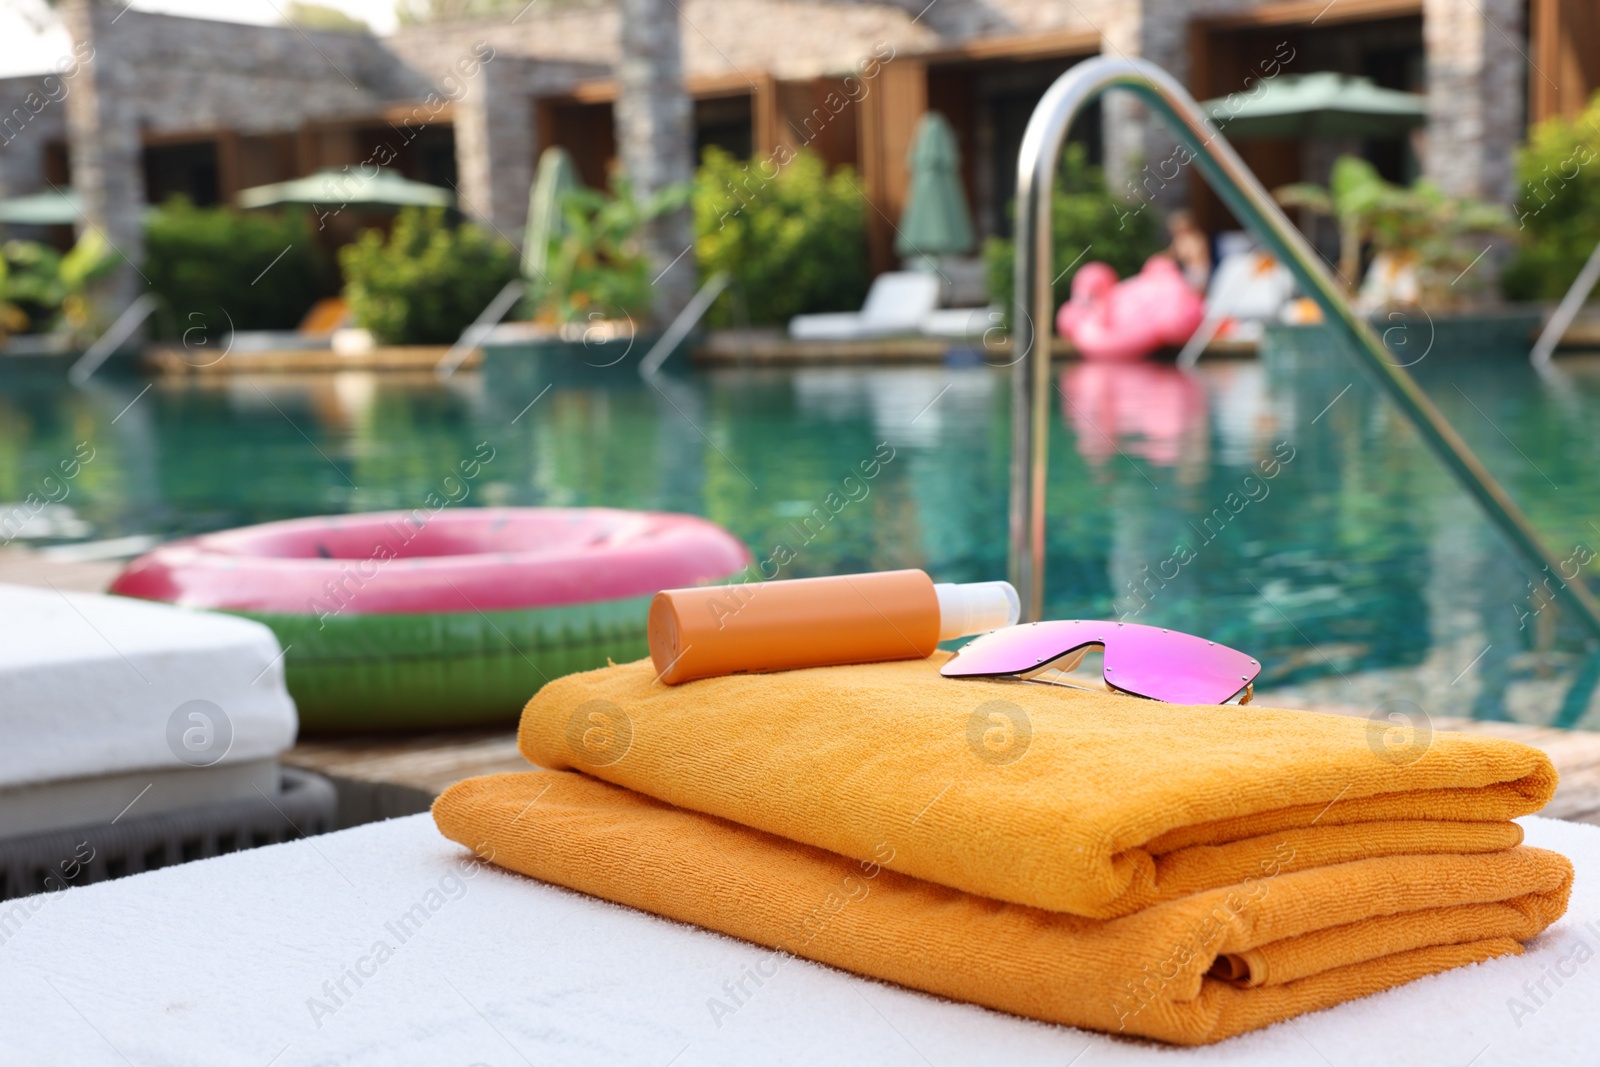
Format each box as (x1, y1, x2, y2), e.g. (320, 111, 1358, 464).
(934, 581, 1021, 641)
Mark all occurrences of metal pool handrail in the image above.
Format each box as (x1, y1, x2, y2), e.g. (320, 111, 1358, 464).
(1008, 56, 1600, 642)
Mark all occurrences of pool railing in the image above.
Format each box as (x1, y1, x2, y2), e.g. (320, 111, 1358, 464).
(1006, 56, 1600, 645)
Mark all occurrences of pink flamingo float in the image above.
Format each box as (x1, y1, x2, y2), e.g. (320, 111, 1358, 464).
(1055, 256, 1205, 362)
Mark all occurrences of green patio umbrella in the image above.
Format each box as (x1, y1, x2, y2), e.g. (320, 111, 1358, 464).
(896, 111, 975, 260)
(1202, 72, 1426, 139)
(0, 187, 81, 226)
(523, 146, 580, 280)
(236, 167, 454, 210)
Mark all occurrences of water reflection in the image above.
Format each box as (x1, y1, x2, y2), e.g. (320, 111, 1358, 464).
(2, 344, 1600, 727)
(1060, 361, 1207, 472)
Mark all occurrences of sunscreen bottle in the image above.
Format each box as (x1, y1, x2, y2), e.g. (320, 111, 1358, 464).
(647, 568, 1019, 685)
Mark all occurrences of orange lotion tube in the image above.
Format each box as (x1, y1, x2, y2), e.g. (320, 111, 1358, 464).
(648, 569, 941, 685)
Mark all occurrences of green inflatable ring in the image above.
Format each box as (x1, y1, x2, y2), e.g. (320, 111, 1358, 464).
(236, 593, 655, 731)
(109, 507, 752, 731)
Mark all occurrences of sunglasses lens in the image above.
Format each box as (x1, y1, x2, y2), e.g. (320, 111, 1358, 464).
(1102, 625, 1259, 704)
(941, 620, 1108, 677)
(942, 620, 1259, 704)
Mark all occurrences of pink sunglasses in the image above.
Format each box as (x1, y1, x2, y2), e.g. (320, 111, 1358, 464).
(941, 620, 1260, 705)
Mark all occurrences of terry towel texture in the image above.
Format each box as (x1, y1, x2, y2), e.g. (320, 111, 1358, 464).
(517, 656, 1558, 918)
(432, 770, 1574, 1046)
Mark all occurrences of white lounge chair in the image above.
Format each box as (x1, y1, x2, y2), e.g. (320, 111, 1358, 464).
(789, 271, 942, 340)
(920, 305, 1003, 339)
(1204, 248, 1296, 344)
(0, 584, 329, 898)
(2, 811, 1596, 1060)
(1208, 249, 1295, 319)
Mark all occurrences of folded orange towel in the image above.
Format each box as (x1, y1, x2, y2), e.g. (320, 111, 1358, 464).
(433, 770, 1573, 1046)
(517, 656, 1558, 917)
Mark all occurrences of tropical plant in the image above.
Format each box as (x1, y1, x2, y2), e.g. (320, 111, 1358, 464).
(395, 0, 599, 23)
(340, 206, 520, 344)
(1502, 92, 1600, 302)
(532, 177, 690, 325)
(984, 143, 1165, 320)
(0, 232, 120, 341)
(1275, 155, 1514, 307)
(1, 240, 60, 339)
(279, 2, 370, 31)
(56, 230, 122, 337)
(144, 198, 335, 341)
(694, 147, 870, 327)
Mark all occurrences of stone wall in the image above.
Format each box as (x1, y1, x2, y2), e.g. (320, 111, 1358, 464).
(12, 0, 1535, 297)
(386, 0, 936, 83)
(450, 53, 604, 242)
(0, 72, 69, 199)
(1425, 0, 1526, 200)
(86, 8, 412, 136)
(60, 1, 145, 312)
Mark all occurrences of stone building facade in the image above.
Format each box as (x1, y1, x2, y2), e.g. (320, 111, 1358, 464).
(2, 0, 1594, 299)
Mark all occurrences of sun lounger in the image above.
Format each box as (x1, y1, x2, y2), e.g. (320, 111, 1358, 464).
(2, 812, 1595, 1062)
(920, 305, 1002, 339)
(0, 584, 329, 898)
(789, 272, 942, 340)
(1205, 249, 1295, 344)
(223, 297, 350, 353)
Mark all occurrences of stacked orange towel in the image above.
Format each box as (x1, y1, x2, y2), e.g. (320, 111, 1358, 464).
(433, 654, 1572, 1045)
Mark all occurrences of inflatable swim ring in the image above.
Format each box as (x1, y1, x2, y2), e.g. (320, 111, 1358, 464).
(110, 508, 751, 730)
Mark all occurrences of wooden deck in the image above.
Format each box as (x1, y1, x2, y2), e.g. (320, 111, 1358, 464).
(142, 343, 480, 374)
(691, 329, 1258, 365)
(0, 547, 125, 594)
(285, 728, 525, 826)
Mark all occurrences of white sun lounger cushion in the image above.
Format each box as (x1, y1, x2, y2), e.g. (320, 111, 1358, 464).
(1206, 250, 1295, 320)
(0, 584, 296, 790)
(3, 814, 1596, 1063)
(789, 272, 942, 340)
(921, 305, 1002, 338)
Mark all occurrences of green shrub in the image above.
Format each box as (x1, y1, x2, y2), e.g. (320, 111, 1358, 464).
(984, 144, 1165, 320)
(1503, 93, 1600, 302)
(694, 148, 869, 326)
(533, 177, 688, 325)
(1278, 155, 1514, 308)
(144, 198, 334, 340)
(1, 240, 64, 337)
(1, 233, 122, 340)
(339, 207, 520, 344)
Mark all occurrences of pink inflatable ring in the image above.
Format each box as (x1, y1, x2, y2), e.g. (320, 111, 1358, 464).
(111, 508, 751, 730)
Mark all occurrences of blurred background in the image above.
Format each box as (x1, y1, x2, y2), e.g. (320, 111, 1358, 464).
(3, 0, 1600, 731)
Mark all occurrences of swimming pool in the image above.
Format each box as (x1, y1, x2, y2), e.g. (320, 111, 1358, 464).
(4, 335, 1599, 726)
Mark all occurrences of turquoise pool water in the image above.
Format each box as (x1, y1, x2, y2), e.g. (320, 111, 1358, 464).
(4, 335, 1600, 725)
